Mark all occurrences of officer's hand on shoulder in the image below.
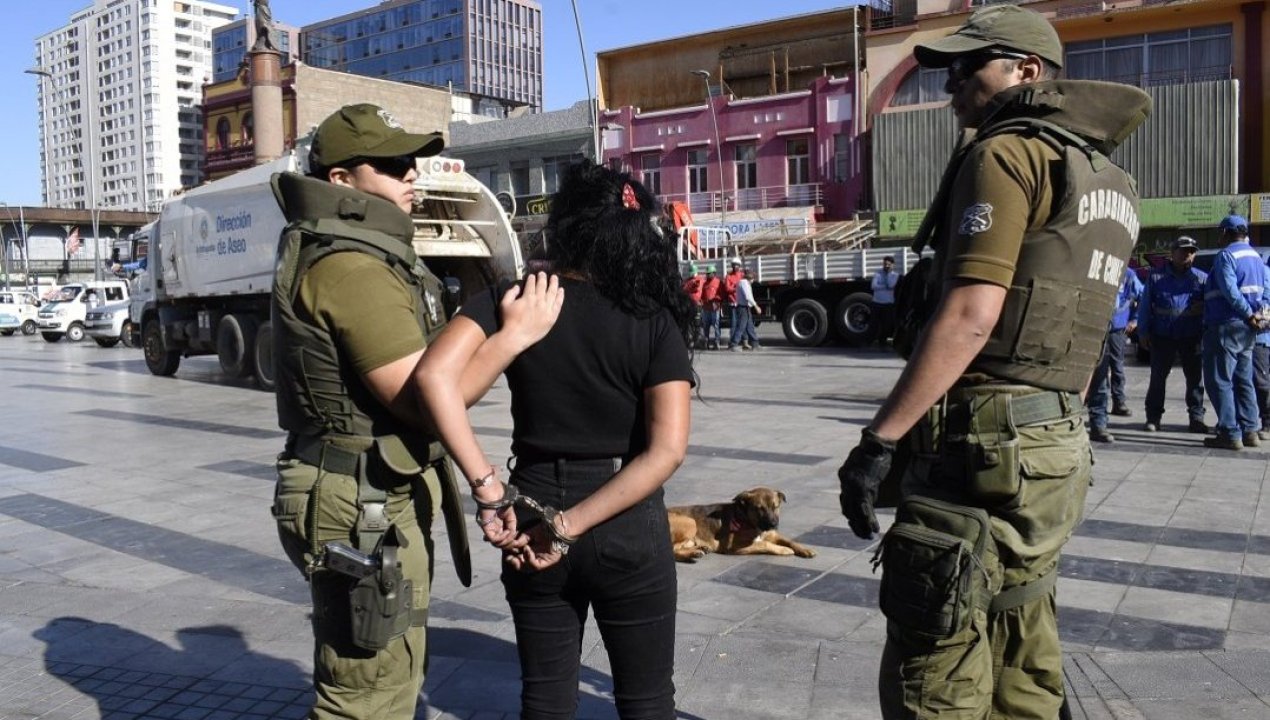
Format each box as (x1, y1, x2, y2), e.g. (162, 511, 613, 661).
(837, 428, 896, 539)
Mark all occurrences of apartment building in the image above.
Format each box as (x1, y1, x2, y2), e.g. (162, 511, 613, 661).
(301, 0, 543, 112)
(34, 0, 236, 211)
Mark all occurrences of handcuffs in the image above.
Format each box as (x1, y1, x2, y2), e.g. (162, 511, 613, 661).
(473, 481, 578, 555)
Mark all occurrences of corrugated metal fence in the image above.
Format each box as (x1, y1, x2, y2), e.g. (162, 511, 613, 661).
(872, 79, 1240, 211)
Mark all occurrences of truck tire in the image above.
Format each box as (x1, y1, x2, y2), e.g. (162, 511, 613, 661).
(833, 292, 874, 346)
(21, 320, 36, 335)
(782, 298, 829, 347)
(94, 337, 120, 348)
(42, 332, 63, 343)
(217, 314, 257, 378)
(143, 321, 180, 376)
(66, 323, 86, 342)
(253, 320, 276, 392)
(121, 321, 136, 348)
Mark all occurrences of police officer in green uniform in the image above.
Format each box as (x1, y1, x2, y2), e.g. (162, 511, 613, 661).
(268, 104, 557, 720)
(836, 7, 1151, 719)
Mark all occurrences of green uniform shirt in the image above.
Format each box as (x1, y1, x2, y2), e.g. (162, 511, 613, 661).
(297, 252, 426, 376)
(942, 134, 1059, 289)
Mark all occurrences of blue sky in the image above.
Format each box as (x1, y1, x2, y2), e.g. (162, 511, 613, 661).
(0, 0, 842, 208)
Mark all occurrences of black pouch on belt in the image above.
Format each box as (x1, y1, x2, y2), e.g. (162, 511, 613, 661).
(875, 495, 993, 642)
(950, 393, 1021, 505)
(349, 524, 413, 651)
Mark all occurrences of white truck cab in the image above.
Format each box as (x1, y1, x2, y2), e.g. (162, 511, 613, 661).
(37, 280, 130, 342)
(0, 290, 41, 336)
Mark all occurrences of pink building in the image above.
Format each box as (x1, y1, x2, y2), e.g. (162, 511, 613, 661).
(600, 75, 859, 228)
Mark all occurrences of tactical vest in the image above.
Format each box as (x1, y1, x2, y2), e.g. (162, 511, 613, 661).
(905, 117, 1138, 392)
(269, 172, 448, 463)
(969, 119, 1138, 391)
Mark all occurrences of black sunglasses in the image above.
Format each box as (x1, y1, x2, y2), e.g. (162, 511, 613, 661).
(352, 155, 417, 179)
(947, 50, 1032, 83)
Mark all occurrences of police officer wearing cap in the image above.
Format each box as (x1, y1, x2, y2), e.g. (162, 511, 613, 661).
(835, 6, 1151, 718)
(269, 104, 559, 719)
(1139, 235, 1209, 433)
(1201, 214, 1266, 450)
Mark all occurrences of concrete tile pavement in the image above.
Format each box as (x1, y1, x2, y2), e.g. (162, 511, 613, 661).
(0, 327, 1268, 718)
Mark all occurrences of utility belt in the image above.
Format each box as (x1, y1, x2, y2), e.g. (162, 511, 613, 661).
(874, 384, 1075, 642)
(286, 431, 470, 650)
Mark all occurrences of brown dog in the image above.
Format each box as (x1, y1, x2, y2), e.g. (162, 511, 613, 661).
(668, 487, 817, 562)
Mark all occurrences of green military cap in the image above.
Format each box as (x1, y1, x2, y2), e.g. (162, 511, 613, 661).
(914, 5, 1063, 70)
(310, 103, 445, 168)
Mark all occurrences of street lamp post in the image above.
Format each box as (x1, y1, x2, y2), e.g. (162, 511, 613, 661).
(25, 67, 53, 208)
(691, 70, 727, 230)
(569, 0, 600, 161)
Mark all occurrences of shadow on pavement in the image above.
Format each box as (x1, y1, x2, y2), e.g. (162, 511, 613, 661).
(35, 617, 310, 718)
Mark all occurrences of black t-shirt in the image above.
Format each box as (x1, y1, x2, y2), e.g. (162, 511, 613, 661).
(460, 277, 693, 458)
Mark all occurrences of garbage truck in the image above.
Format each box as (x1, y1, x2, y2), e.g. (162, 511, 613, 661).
(130, 147, 522, 390)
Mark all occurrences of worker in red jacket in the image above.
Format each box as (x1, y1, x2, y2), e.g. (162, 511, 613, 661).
(683, 265, 705, 348)
(723, 258, 744, 338)
(701, 267, 722, 349)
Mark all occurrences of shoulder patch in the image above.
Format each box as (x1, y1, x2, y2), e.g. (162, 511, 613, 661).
(958, 203, 994, 236)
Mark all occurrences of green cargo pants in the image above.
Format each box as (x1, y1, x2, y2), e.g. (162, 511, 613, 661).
(273, 456, 441, 720)
(878, 386, 1091, 720)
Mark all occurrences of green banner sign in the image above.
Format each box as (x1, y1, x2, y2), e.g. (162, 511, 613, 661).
(1138, 195, 1249, 228)
(877, 209, 926, 238)
(879, 194, 1253, 238)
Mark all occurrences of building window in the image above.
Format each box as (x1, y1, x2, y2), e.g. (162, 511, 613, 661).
(541, 154, 582, 193)
(786, 138, 810, 186)
(892, 66, 947, 107)
(833, 134, 850, 183)
(641, 154, 661, 195)
(1065, 24, 1232, 86)
(216, 117, 230, 149)
(240, 112, 253, 144)
(735, 143, 757, 190)
(510, 161, 531, 196)
(687, 149, 708, 193)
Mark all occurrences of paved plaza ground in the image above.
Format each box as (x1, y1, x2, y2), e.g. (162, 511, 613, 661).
(0, 325, 1268, 719)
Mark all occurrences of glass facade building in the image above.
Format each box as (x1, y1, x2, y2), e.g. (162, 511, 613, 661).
(211, 20, 298, 84)
(302, 0, 542, 111)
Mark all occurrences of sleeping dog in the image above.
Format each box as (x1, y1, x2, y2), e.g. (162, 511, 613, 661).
(667, 487, 817, 563)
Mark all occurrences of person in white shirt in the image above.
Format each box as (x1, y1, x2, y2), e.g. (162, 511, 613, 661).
(729, 269, 762, 351)
(870, 256, 901, 346)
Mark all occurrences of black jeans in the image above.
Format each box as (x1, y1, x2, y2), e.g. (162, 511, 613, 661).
(503, 457, 677, 720)
(1145, 333, 1205, 423)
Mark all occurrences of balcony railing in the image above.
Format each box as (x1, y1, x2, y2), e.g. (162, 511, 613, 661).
(660, 183, 824, 215)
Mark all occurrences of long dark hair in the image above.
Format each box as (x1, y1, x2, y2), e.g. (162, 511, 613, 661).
(544, 160, 696, 347)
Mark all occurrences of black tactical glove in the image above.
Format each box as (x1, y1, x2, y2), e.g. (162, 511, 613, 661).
(838, 427, 897, 539)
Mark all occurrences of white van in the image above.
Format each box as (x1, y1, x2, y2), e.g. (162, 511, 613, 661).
(37, 280, 130, 342)
(85, 299, 135, 348)
(0, 290, 41, 336)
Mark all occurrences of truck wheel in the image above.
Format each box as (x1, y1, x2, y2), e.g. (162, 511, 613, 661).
(782, 298, 829, 347)
(217, 314, 257, 378)
(21, 320, 36, 335)
(42, 332, 63, 343)
(121, 321, 136, 348)
(833, 292, 874, 346)
(66, 323, 86, 342)
(143, 321, 180, 376)
(94, 337, 120, 348)
(253, 320, 276, 392)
